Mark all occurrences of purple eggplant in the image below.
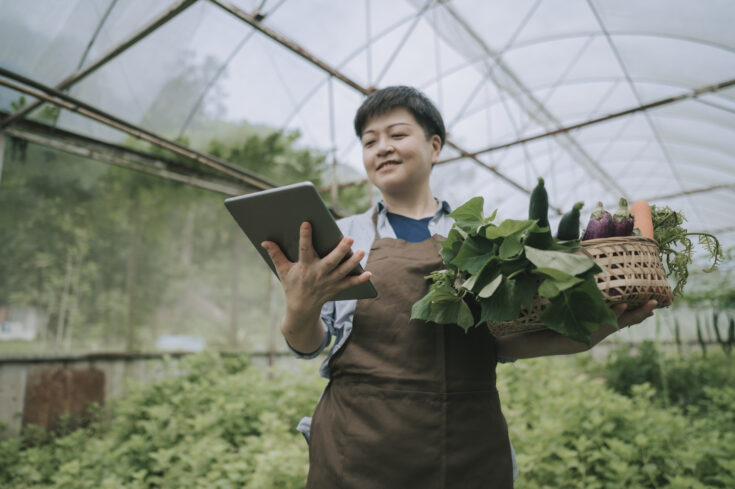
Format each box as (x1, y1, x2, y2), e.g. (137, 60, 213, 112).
(612, 198, 634, 236)
(582, 202, 613, 240)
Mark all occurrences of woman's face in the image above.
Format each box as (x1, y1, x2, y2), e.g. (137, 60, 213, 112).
(360, 108, 441, 196)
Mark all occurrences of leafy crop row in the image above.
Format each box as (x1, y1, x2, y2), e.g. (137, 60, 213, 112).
(1, 350, 732, 488)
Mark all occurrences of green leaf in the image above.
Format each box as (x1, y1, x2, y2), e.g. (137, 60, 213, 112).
(468, 259, 501, 293)
(449, 197, 484, 229)
(479, 274, 537, 323)
(478, 274, 503, 298)
(534, 267, 584, 299)
(450, 236, 497, 274)
(538, 275, 584, 299)
(433, 299, 475, 331)
(410, 290, 435, 321)
(430, 284, 461, 303)
(439, 228, 464, 265)
(524, 246, 597, 276)
(483, 209, 498, 224)
(461, 274, 478, 291)
(499, 232, 524, 260)
(485, 219, 536, 240)
(532, 267, 578, 281)
(540, 276, 618, 343)
(513, 272, 538, 311)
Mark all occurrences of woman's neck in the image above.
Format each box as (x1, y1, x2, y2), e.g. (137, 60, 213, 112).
(382, 187, 438, 219)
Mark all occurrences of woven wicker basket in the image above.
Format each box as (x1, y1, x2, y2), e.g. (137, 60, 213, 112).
(486, 236, 674, 337)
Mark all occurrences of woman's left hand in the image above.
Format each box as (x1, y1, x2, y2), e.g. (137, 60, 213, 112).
(612, 299, 657, 328)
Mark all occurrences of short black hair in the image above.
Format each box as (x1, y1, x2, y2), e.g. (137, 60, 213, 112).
(354, 86, 446, 148)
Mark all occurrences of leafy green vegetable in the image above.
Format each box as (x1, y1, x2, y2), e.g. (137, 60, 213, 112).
(411, 196, 617, 343)
(650, 205, 723, 295)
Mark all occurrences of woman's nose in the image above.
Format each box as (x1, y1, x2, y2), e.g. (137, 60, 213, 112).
(376, 137, 393, 156)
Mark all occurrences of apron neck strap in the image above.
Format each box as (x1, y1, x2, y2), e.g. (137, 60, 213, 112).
(371, 206, 380, 235)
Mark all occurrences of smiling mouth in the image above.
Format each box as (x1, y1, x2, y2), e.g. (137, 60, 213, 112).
(377, 160, 401, 171)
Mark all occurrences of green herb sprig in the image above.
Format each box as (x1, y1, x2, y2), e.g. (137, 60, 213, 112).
(650, 205, 723, 296)
(411, 197, 617, 343)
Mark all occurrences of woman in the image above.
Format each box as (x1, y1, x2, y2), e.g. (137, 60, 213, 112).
(261, 86, 656, 488)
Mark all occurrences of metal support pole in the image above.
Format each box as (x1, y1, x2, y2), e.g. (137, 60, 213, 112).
(328, 77, 339, 208)
(0, 130, 5, 186)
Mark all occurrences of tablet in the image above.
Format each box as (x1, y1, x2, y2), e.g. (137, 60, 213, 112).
(224, 181, 377, 301)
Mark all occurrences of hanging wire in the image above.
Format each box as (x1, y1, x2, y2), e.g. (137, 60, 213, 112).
(279, 11, 419, 132)
(433, 5, 443, 110)
(365, 0, 372, 86)
(177, 28, 258, 139)
(76, 0, 119, 72)
(372, 0, 436, 86)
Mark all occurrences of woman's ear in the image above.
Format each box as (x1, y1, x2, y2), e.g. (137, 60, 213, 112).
(430, 134, 442, 163)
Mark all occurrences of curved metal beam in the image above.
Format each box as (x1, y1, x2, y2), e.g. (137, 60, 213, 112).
(457, 76, 724, 122)
(0, 67, 276, 191)
(435, 77, 735, 165)
(0, 0, 198, 130)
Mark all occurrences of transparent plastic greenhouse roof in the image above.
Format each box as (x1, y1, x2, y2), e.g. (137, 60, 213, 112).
(1, 0, 734, 248)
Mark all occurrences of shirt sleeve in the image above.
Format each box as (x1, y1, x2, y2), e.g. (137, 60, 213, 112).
(283, 301, 334, 359)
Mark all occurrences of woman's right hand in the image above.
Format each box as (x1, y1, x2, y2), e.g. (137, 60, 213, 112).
(261, 221, 372, 322)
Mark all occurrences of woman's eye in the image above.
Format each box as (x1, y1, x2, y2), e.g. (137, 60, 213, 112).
(392, 134, 406, 138)
(363, 140, 375, 147)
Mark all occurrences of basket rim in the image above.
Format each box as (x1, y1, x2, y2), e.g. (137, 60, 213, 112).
(581, 235, 658, 246)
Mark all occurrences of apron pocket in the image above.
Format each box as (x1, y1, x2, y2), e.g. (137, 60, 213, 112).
(337, 385, 444, 489)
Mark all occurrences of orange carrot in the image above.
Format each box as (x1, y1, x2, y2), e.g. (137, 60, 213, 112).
(630, 200, 654, 239)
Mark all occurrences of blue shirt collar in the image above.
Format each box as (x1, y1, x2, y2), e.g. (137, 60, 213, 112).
(376, 198, 452, 217)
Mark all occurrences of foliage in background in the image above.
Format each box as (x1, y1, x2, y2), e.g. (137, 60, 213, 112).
(599, 340, 734, 408)
(1, 349, 733, 488)
(0, 117, 371, 353)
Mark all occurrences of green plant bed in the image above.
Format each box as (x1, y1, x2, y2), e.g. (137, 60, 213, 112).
(598, 340, 735, 412)
(1, 351, 733, 488)
(0, 352, 327, 488)
(498, 354, 735, 488)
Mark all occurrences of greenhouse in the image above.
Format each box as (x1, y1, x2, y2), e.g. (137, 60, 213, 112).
(0, 1, 733, 487)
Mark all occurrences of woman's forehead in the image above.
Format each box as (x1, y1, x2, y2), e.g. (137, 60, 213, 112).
(362, 108, 419, 134)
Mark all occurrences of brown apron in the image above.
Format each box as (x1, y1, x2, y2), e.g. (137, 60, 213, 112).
(306, 212, 514, 489)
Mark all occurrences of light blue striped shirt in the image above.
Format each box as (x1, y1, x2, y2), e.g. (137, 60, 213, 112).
(285, 198, 454, 378)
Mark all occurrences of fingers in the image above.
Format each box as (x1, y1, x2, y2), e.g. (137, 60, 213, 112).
(612, 303, 628, 319)
(618, 300, 658, 328)
(333, 249, 366, 277)
(261, 241, 291, 278)
(298, 221, 317, 264)
(322, 235, 356, 270)
(334, 270, 373, 292)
